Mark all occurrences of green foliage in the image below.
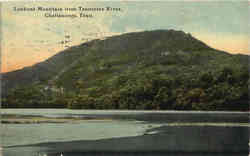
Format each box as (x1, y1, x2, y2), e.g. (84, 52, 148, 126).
(2, 30, 249, 111)
(58, 66, 249, 111)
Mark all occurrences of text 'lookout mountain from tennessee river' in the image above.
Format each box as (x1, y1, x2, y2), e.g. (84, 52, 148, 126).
(13, 6, 121, 12)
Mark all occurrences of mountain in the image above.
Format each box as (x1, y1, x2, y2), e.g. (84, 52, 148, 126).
(2, 30, 249, 110)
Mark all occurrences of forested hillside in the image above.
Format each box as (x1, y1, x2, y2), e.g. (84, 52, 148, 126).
(2, 30, 249, 110)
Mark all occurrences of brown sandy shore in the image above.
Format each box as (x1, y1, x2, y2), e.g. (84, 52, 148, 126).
(1, 111, 249, 124)
(0, 114, 113, 124)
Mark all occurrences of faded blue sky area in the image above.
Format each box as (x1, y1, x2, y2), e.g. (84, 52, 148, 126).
(1, 0, 249, 72)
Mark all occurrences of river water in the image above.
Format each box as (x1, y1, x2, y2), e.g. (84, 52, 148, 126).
(0, 109, 249, 156)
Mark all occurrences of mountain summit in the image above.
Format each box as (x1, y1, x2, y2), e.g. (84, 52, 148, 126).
(2, 30, 249, 110)
(2, 30, 210, 90)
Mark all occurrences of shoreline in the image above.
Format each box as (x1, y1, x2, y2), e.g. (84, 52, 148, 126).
(1, 110, 249, 124)
(1, 108, 249, 113)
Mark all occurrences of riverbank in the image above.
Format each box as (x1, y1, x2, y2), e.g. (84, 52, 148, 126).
(1, 109, 249, 123)
(0, 114, 113, 124)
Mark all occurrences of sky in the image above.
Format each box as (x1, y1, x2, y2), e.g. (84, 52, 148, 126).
(1, 0, 249, 72)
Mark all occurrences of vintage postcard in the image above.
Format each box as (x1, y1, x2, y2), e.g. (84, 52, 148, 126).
(0, 0, 249, 156)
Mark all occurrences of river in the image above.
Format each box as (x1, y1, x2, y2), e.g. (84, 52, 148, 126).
(0, 109, 249, 156)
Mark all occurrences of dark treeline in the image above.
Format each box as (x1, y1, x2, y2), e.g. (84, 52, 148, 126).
(2, 66, 249, 111)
